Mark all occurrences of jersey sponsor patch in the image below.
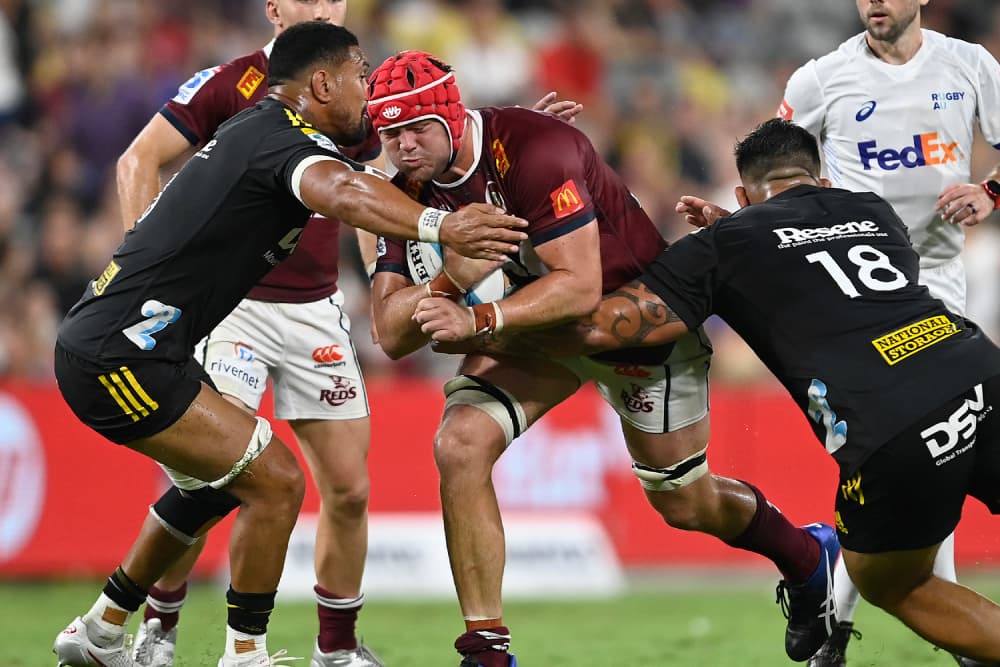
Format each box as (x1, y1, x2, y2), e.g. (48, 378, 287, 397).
(236, 65, 265, 100)
(93, 260, 120, 296)
(871, 314, 959, 365)
(777, 99, 794, 120)
(492, 138, 511, 178)
(302, 128, 338, 153)
(858, 132, 960, 171)
(550, 179, 585, 219)
(173, 67, 222, 105)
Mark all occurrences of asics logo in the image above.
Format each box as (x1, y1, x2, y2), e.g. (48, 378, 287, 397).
(855, 100, 876, 122)
(858, 132, 959, 171)
(381, 105, 402, 120)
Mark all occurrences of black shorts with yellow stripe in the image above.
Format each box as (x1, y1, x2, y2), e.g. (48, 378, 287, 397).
(55, 342, 209, 444)
(834, 374, 1000, 553)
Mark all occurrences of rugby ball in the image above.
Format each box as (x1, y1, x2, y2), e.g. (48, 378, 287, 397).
(405, 240, 509, 305)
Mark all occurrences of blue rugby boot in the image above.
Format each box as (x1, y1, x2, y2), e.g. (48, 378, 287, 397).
(776, 522, 840, 662)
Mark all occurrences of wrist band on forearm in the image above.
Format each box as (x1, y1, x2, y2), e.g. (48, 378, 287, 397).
(427, 268, 466, 301)
(418, 207, 447, 243)
(471, 302, 504, 335)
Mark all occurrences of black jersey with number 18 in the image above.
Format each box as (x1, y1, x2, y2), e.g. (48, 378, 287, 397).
(58, 97, 363, 365)
(639, 185, 1000, 473)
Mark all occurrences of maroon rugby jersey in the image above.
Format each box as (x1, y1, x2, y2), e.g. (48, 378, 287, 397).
(377, 106, 666, 293)
(161, 45, 380, 303)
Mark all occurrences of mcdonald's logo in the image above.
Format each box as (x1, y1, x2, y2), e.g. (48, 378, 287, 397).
(236, 66, 265, 100)
(549, 179, 585, 219)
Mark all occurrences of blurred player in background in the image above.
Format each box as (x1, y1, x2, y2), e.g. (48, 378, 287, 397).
(676, 2, 1000, 665)
(530, 117, 1000, 666)
(370, 51, 838, 667)
(53, 22, 527, 667)
(117, 2, 576, 665)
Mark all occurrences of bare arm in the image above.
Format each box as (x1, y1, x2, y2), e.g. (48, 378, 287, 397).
(413, 220, 603, 341)
(117, 114, 193, 231)
(298, 160, 527, 260)
(371, 271, 434, 359)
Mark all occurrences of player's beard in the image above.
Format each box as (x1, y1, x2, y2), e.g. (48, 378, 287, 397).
(338, 111, 370, 148)
(865, 4, 918, 44)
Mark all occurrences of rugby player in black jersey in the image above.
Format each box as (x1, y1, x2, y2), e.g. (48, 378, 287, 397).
(435, 118, 1000, 663)
(51, 22, 526, 667)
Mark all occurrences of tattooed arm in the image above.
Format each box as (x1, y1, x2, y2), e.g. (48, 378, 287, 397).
(572, 280, 689, 352)
(440, 279, 690, 358)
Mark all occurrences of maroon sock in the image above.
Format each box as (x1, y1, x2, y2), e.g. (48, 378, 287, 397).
(724, 482, 820, 583)
(143, 583, 187, 632)
(455, 626, 511, 667)
(315, 585, 360, 653)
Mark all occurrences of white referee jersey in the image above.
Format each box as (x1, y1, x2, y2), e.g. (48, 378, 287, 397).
(779, 29, 1000, 269)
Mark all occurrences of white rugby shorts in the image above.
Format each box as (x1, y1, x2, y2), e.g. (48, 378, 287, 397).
(555, 327, 713, 433)
(919, 255, 966, 315)
(196, 292, 369, 421)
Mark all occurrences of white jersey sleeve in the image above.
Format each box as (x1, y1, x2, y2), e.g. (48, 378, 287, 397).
(778, 61, 826, 139)
(973, 44, 1000, 148)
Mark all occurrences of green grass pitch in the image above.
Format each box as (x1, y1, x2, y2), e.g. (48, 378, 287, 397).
(4, 575, 997, 666)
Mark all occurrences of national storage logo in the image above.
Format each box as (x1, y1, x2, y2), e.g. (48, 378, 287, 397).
(858, 132, 960, 171)
(871, 315, 959, 365)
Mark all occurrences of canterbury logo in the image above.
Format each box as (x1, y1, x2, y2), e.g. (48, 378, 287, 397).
(312, 345, 344, 364)
(381, 105, 402, 120)
(98, 366, 159, 422)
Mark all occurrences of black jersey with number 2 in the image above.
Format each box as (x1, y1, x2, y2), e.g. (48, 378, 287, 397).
(58, 98, 363, 365)
(639, 185, 1000, 473)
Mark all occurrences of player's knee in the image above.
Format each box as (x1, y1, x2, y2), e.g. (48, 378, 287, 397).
(150, 485, 241, 544)
(433, 425, 491, 477)
(633, 448, 712, 530)
(321, 476, 370, 520)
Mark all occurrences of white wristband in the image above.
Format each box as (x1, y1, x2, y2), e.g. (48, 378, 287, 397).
(418, 208, 447, 243)
(492, 301, 505, 335)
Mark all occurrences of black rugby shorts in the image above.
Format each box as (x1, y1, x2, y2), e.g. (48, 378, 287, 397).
(834, 374, 1000, 553)
(55, 342, 209, 444)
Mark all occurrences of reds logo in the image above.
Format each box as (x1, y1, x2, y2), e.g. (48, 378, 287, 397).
(613, 365, 651, 378)
(382, 105, 402, 120)
(320, 376, 357, 406)
(550, 179, 585, 219)
(621, 384, 654, 413)
(312, 345, 346, 368)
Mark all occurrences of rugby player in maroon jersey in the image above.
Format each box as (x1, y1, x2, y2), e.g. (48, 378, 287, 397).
(369, 51, 838, 667)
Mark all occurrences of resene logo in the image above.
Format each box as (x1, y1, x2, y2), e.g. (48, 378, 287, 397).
(858, 132, 959, 171)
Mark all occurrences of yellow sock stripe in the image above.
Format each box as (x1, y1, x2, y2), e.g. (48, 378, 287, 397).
(119, 366, 159, 411)
(109, 372, 150, 418)
(98, 374, 140, 422)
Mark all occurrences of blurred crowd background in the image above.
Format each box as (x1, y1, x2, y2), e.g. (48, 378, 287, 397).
(1, 0, 999, 383)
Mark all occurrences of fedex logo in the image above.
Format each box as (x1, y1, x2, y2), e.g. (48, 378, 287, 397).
(858, 132, 959, 171)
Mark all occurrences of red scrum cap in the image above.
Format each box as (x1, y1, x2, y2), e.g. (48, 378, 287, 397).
(368, 51, 466, 156)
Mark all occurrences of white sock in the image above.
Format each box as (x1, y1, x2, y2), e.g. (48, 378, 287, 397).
(832, 555, 861, 624)
(932, 532, 958, 582)
(82, 594, 132, 647)
(225, 625, 267, 657)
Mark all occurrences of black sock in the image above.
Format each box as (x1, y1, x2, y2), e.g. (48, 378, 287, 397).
(226, 587, 275, 635)
(103, 567, 147, 612)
